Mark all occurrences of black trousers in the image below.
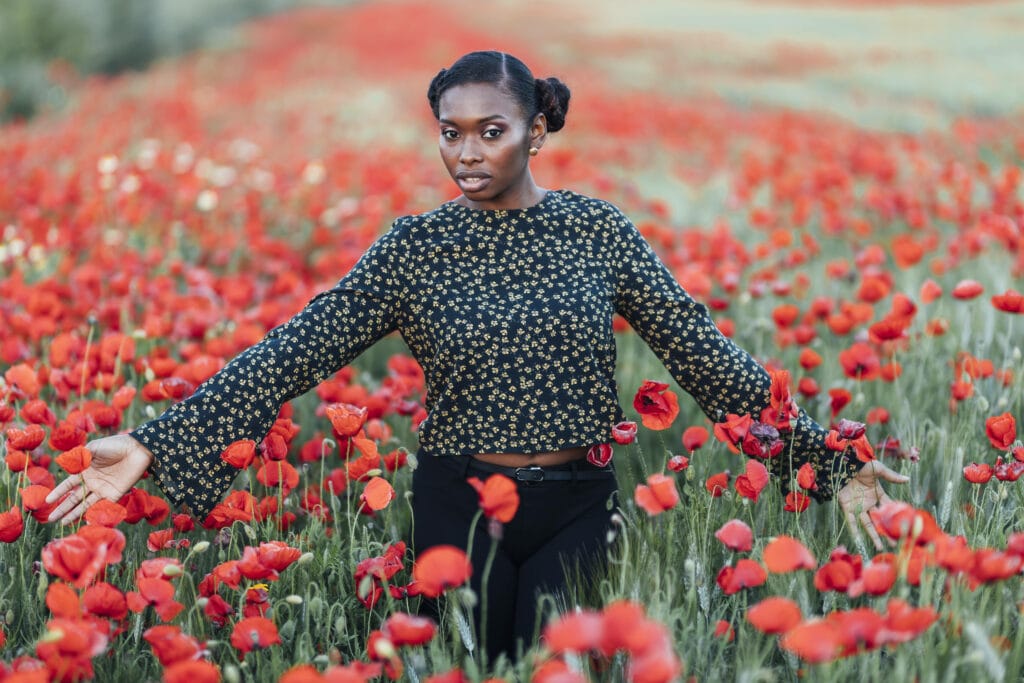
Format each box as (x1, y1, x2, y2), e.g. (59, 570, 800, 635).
(411, 453, 619, 663)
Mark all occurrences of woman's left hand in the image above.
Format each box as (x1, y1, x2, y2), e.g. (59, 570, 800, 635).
(837, 460, 911, 551)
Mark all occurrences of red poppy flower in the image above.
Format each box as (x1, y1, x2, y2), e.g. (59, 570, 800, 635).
(705, 471, 730, 497)
(163, 660, 221, 683)
(82, 582, 128, 620)
(715, 519, 753, 552)
(230, 616, 281, 654)
(120, 487, 171, 526)
(838, 342, 881, 380)
(326, 402, 368, 438)
(747, 597, 802, 634)
(681, 425, 709, 452)
(713, 619, 735, 641)
(542, 609, 603, 654)
(765, 369, 798, 430)
(918, 279, 942, 303)
(814, 549, 861, 593)
(0, 506, 24, 543)
(467, 474, 520, 523)
(611, 420, 637, 445)
(412, 545, 472, 598)
(634, 473, 679, 516)
(5, 423, 46, 451)
(716, 559, 767, 595)
(734, 459, 770, 501)
(667, 454, 689, 471)
(763, 535, 816, 573)
(256, 459, 300, 493)
(713, 413, 752, 453)
(951, 279, 983, 299)
(360, 476, 395, 511)
(796, 462, 817, 490)
(632, 380, 679, 430)
(220, 439, 257, 469)
(142, 625, 202, 666)
(867, 502, 941, 545)
(46, 582, 81, 619)
(991, 289, 1024, 313)
(41, 534, 109, 588)
(855, 561, 896, 597)
(963, 462, 994, 484)
(784, 491, 811, 512)
(586, 443, 613, 468)
(127, 577, 184, 621)
(779, 619, 843, 663)
(984, 413, 1016, 450)
(382, 612, 437, 647)
(83, 499, 127, 528)
(882, 598, 938, 643)
(994, 457, 1024, 481)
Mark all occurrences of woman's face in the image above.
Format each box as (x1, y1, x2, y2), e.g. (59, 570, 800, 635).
(437, 82, 546, 211)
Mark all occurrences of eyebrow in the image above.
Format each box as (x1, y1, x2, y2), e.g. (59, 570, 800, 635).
(438, 114, 508, 125)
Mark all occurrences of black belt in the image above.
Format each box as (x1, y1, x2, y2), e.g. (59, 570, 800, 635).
(467, 457, 616, 482)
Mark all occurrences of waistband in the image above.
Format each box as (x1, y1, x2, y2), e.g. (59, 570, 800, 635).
(465, 456, 616, 483)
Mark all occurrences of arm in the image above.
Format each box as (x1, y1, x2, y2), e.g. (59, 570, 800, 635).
(48, 219, 408, 522)
(607, 204, 861, 501)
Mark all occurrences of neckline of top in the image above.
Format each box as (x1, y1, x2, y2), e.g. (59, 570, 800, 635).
(440, 188, 564, 217)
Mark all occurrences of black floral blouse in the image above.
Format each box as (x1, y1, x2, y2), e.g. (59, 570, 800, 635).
(131, 189, 860, 517)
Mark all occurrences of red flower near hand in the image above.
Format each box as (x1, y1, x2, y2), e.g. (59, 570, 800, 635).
(467, 474, 519, 523)
(632, 380, 679, 430)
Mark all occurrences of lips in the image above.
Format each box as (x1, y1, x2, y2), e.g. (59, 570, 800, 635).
(455, 171, 491, 193)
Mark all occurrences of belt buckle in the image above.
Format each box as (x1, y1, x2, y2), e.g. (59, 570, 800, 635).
(514, 466, 545, 483)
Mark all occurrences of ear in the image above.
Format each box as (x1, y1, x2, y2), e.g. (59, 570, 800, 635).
(529, 112, 548, 151)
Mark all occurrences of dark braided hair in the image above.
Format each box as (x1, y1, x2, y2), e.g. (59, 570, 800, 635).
(427, 51, 571, 132)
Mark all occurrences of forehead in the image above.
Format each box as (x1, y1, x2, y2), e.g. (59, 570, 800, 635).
(437, 82, 524, 123)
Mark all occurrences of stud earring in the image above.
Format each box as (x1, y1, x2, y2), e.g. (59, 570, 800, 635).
(529, 147, 539, 156)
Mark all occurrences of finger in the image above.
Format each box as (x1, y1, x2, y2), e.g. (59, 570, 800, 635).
(878, 491, 895, 507)
(877, 463, 910, 484)
(46, 474, 83, 505)
(60, 492, 101, 527)
(47, 486, 87, 523)
(859, 510, 884, 551)
(844, 507, 865, 548)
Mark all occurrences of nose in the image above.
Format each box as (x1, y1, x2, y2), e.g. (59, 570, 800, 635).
(459, 136, 483, 165)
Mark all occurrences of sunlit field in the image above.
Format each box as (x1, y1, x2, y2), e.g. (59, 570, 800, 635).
(2, 0, 1023, 681)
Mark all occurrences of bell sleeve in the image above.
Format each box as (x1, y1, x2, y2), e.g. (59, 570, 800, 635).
(607, 203, 861, 501)
(130, 218, 408, 518)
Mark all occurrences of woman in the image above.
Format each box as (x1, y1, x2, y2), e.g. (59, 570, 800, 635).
(46, 51, 908, 663)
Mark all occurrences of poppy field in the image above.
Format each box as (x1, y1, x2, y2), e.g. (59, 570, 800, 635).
(2, 1, 1024, 681)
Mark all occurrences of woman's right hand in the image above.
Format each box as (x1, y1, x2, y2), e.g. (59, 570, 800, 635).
(45, 434, 155, 526)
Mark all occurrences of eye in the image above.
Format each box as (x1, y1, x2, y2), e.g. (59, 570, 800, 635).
(482, 128, 503, 139)
(441, 129, 459, 141)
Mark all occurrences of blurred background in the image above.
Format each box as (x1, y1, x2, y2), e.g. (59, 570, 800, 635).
(0, 0, 348, 121)
(3, 0, 1023, 128)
